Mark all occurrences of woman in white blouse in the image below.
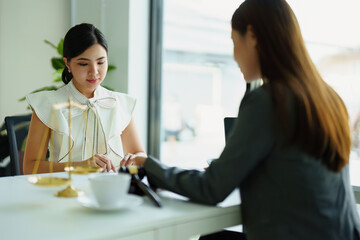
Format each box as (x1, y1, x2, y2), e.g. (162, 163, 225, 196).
(23, 23, 146, 174)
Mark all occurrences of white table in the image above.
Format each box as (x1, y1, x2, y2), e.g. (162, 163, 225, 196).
(0, 173, 241, 240)
(2, 160, 360, 240)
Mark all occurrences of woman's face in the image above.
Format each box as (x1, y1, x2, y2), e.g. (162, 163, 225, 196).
(64, 43, 108, 98)
(231, 27, 261, 82)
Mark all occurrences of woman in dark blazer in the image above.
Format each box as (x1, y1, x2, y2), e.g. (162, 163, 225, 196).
(124, 0, 360, 239)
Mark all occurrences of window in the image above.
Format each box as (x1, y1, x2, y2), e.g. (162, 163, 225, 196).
(159, 0, 243, 168)
(150, 0, 360, 168)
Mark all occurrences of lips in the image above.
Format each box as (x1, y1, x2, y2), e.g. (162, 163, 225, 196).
(87, 79, 99, 84)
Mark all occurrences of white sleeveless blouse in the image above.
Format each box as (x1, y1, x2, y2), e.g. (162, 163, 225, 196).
(26, 81, 136, 168)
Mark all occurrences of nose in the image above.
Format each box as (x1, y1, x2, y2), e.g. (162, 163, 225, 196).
(88, 63, 99, 77)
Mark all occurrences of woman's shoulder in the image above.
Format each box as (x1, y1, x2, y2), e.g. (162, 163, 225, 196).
(25, 85, 71, 129)
(100, 86, 136, 102)
(26, 85, 68, 104)
(97, 86, 136, 110)
(241, 84, 272, 107)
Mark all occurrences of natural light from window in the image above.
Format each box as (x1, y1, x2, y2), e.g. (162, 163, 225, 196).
(160, 0, 360, 169)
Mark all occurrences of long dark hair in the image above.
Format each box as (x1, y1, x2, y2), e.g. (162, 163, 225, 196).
(62, 23, 108, 84)
(231, 0, 350, 172)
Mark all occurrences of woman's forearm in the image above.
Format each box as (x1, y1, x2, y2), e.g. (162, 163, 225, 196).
(23, 159, 90, 175)
(23, 160, 68, 175)
(133, 151, 147, 158)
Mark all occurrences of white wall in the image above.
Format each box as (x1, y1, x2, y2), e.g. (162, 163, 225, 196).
(0, 0, 149, 149)
(127, 0, 150, 150)
(0, 0, 71, 122)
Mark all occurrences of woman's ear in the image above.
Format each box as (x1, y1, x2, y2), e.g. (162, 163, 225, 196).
(63, 57, 70, 69)
(246, 25, 257, 48)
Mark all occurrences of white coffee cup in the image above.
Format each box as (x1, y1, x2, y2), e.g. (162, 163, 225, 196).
(88, 173, 131, 206)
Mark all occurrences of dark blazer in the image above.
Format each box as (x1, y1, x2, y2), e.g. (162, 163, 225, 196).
(144, 84, 360, 240)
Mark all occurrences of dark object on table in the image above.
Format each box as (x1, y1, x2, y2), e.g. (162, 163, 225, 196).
(119, 166, 162, 208)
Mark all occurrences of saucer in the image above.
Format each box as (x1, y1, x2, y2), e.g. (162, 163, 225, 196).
(77, 194, 143, 211)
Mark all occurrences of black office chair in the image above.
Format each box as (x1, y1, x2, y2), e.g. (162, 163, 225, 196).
(224, 117, 237, 143)
(4, 114, 32, 176)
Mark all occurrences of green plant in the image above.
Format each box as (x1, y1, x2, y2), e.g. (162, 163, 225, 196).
(19, 39, 116, 102)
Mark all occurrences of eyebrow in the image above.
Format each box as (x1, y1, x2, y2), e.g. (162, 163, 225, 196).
(76, 56, 106, 61)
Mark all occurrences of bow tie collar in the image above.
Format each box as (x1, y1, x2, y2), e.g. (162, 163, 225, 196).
(56, 82, 117, 161)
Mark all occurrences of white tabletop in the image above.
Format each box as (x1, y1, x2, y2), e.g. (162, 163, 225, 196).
(2, 160, 360, 240)
(0, 173, 241, 240)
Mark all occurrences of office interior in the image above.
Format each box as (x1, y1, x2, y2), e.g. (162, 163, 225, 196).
(1, 1, 360, 239)
(1, 0, 360, 171)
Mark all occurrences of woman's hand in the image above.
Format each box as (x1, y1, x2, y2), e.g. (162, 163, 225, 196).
(122, 156, 147, 167)
(82, 154, 116, 172)
(120, 153, 136, 166)
(120, 152, 147, 167)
